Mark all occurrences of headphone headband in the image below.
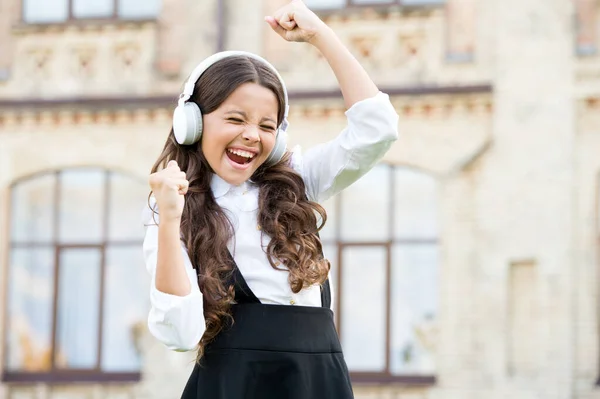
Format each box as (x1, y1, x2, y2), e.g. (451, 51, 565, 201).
(179, 50, 289, 120)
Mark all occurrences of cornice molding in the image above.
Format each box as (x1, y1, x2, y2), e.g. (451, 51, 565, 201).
(0, 84, 493, 127)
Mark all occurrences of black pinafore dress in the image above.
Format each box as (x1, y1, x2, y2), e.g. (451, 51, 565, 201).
(181, 254, 355, 399)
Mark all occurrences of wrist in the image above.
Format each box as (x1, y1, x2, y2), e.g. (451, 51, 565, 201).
(308, 24, 335, 49)
(159, 215, 182, 227)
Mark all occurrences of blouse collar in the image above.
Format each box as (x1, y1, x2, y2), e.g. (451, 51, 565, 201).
(210, 173, 255, 199)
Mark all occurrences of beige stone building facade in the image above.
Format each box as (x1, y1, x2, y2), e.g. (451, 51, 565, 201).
(0, 0, 599, 398)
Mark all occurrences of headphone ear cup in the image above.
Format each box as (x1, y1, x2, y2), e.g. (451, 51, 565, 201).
(173, 102, 203, 145)
(265, 127, 287, 166)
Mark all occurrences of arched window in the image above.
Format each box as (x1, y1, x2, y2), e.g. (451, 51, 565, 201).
(3, 168, 150, 383)
(320, 164, 439, 383)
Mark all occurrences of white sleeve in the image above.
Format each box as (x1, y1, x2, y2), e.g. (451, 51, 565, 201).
(292, 91, 399, 203)
(142, 198, 206, 352)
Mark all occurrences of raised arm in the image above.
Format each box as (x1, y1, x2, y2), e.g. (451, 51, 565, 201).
(143, 161, 205, 351)
(266, 0, 378, 108)
(266, 1, 399, 202)
(310, 28, 379, 108)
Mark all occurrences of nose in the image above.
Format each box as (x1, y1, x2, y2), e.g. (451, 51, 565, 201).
(241, 125, 261, 143)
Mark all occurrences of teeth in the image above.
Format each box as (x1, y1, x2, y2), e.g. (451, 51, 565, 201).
(227, 148, 255, 159)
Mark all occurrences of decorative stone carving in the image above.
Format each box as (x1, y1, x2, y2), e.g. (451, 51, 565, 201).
(114, 42, 141, 79)
(72, 46, 96, 81)
(263, 6, 487, 90)
(7, 22, 159, 96)
(348, 35, 381, 69)
(28, 47, 53, 80)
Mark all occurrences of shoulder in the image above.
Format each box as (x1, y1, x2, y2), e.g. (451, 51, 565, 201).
(287, 144, 322, 202)
(288, 144, 304, 175)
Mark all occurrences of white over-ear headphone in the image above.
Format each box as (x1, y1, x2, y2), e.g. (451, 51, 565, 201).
(172, 50, 290, 167)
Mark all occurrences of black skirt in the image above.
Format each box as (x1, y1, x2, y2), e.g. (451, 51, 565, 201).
(180, 257, 354, 399)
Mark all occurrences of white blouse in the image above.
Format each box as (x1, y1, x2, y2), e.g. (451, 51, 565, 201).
(142, 91, 399, 351)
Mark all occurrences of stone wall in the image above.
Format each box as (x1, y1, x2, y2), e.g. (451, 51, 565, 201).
(2, 0, 600, 398)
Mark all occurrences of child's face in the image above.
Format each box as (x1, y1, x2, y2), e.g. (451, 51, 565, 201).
(201, 82, 279, 186)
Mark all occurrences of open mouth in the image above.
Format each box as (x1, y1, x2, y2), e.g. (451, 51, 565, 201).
(226, 148, 257, 165)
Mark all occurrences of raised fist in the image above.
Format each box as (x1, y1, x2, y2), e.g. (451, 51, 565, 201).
(265, 0, 328, 44)
(148, 160, 189, 221)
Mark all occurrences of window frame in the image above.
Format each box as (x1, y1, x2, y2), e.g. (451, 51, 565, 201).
(2, 169, 145, 384)
(19, 0, 159, 24)
(305, 0, 445, 13)
(322, 164, 439, 385)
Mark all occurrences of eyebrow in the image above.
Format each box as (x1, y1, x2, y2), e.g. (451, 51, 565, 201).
(224, 110, 276, 124)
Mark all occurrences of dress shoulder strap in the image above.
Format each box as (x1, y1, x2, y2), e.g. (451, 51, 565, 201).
(225, 251, 261, 304)
(320, 278, 331, 309)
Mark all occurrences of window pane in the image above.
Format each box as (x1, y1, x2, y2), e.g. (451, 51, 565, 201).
(304, 0, 345, 9)
(108, 173, 148, 241)
(6, 248, 54, 371)
(340, 164, 391, 242)
(340, 246, 387, 371)
(55, 248, 101, 369)
(101, 246, 150, 371)
(118, 0, 162, 19)
(23, 0, 68, 23)
(59, 169, 105, 243)
(394, 168, 438, 240)
(11, 174, 55, 243)
(390, 244, 439, 375)
(73, 0, 113, 18)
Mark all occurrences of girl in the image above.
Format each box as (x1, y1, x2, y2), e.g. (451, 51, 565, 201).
(143, 1, 399, 398)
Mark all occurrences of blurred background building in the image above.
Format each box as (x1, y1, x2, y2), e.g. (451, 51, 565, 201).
(0, 0, 599, 398)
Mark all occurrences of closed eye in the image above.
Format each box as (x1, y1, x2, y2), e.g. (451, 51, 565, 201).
(227, 118, 244, 123)
(261, 125, 276, 131)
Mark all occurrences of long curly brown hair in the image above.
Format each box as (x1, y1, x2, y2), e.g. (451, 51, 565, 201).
(149, 56, 330, 361)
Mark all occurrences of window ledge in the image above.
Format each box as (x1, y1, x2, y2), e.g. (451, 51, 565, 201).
(350, 373, 436, 385)
(2, 371, 141, 384)
(313, 3, 445, 20)
(12, 18, 157, 35)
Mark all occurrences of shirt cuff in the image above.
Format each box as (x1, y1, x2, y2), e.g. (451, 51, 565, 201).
(149, 275, 201, 314)
(343, 91, 399, 146)
(148, 276, 204, 351)
(345, 91, 393, 117)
